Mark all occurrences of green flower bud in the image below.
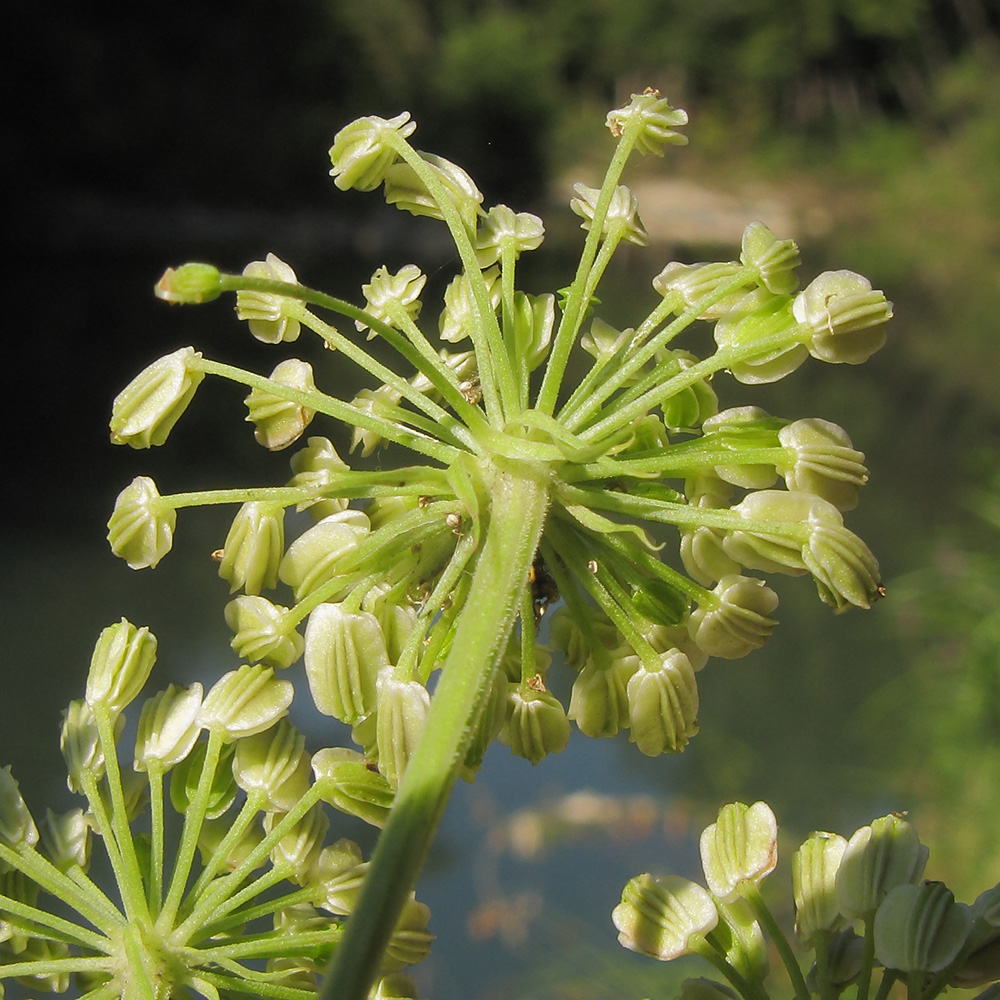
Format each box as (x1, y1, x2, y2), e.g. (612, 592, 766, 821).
(357, 264, 426, 333)
(107, 475, 176, 570)
(376, 672, 431, 790)
(8, 937, 71, 992)
(512, 290, 555, 372)
(659, 350, 719, 432)
(793, 270, 892, 365)
(60, 699, 116, 793)
(837, 814, 929, 919)
(548, 605, 619, 670)
(317, 838, 369, 915)
(627, 649, 699, 756)
(233, 718, 311, 813)
(304, 604, 389, 724)
(329, 112, 415, 192)
(874, 882, 972, 972)
(793, 831, 848, 946)
(462, 665, 508, 777)
(85, 618, 157, 719)
(680, 522, 743, 588)
(134, 682, 203, 772)
(40, 807, 90, 873)
(110, 346, 205, 449)
(235, 253, 302, 344)
(700, 801, 778, 903)
(349, 384, 403, 457)
(369, 973, 421, 1000)
(245, 358, 316, 452)
(439, 265, 501, 344)
(383, 898, 434, 971)
(776, 418, 868, 512)
(383, 151, 483, 229)
(0, 767, 38, 850)
(288, 436, 351, 520)
(499, 683, 571, 765)
(570, 182, 649, 246)
(197, 814, 265, 873)
(713, 288, 808, 384)
(805, 929, 865, 994)
(170, 740, 238, 819)
(740, 222, 800, 296)
(645, 623, 709, 672)
(153, 262, 222, 304)
(1, 868, 39, 948)
(701, 407, 781, 489)
(410, 347, 479, 403)
(568, 655, 634, 739)
(225, 596, 304, 669)
(952, 884, 1000, 987)
(198, 664, 294, 741)
(279, 510, 370, 601)
(97, 767, 148, 826)
(613, 873, 718, 960)
(475, 205, 545, 267)
(217, 501, 285, 595)
(606, 90, 689, 154)
(652, 260, 751, 320)
(362, 585, 419, 666)
(312, 747, 394, 828)
(265, 802, 329, 883)
(687, 575, 779, 659)
(580, 319, 635, 367)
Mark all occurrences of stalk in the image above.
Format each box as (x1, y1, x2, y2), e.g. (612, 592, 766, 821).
(319, 463, 551, 1000)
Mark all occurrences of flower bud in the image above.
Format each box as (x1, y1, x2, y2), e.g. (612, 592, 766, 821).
(700, 801, 778, 903)
(570, 182, 649, 246)
(627, 649, 699, 756)
(217, 502, 285, 595)
(606, 90, 689, 154)
(645, 623, 709, 671)
(235, 253, 302, 344)
(548, 605, 618, 670)
(0, 767, 38, 850)
(652, 261, 751, 320)
(370, 973, 421, 1000)
(740, 222, 800, 295)
(793, 270, 892, 365)
(60, 700, 114, 793)
(613, 873, 718, 960)
(701, 406, 781, 489)
(304, 604, 389, 724)
(362, 585, 419, 666)
(713, 289, 807, 384)
(475, 205, 545, 267)
(837, 814, 929, 919)
(687, 575, 779, 659)
(279, 510, 371, 601)
(383, 898, 434, 971)
(288, 436, 350, 520)
(809, 928, 865, 992)
(154, 263, 222, 304)
(329, 112, 415, 192)
(777, 418, 868, 511)
(580, 319, 635, 365)
(316, 838, 368, 915)
(499, 684, 571, 765)
(85, 618, 157, 719)
(462, 665, 508, 777)
(245, 358, 316, 451)
(512, 290, 555, 372)
(169, 741, 238, 819)
(439, 265, 502, 344)
(265, 802, 329, 883)
(134, 683, 203, 772)
(40, 808, 90, 873)
(383, 152, 483, 229)
(110, 347, 205, 449)
(710, 897, 769, 982)
(376, 671, 431, 790)
(312, 747, 394, 828)
(197, 815, 266, 873)
(680, 522, 742, 588)
(357, 264, 426, 333)
(225, 596, 304, 669)
(874, 882, 972, 972)
(198, 664, 294, 741)
(233, 718, 311, 813)
(793, 831, 848, 946)
(659, 350, 719, 432)
(107, 475, 176, 570)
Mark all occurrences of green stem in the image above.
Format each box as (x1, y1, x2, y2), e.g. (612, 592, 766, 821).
(855, 915, 877, 1000)
(745, 885, 810, 1000)
(319, 462, 551, 1000)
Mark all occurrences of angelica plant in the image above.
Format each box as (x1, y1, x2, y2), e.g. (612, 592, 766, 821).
(4, 91, 891, 998)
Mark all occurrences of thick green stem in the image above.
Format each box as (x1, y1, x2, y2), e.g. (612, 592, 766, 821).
(319, 463, 551, 1000)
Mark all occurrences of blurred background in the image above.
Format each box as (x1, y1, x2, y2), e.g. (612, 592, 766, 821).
(5, 1, 1000, 997)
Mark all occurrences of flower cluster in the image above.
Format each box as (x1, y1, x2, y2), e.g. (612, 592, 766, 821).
(613, 801, 1000, 1000)
(0, 621, 429, 998)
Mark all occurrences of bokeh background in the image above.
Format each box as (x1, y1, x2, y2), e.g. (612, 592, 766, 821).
(6, 2, 1000, 997)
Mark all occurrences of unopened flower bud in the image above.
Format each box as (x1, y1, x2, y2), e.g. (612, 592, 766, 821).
(312, 747, 394, 828)
(288, 436, 350, 519)
(548, 605, 619, 669)
(304, 604, 389, 725)
(793, 270, 892, 365)
(653, 261, 751, 320)
(606, 90, 689, 154)
(134, 682, 203, 772)
(499, 684, 571, 765)
(235, 253, 302, 344)
(316, 838, 368, 915)
(362, 585, 419, 665)
(462, 666, 509, 777)
(569, 656, 634, 739)
(793, 831, 848, 946)
(40, 807, 90, 873)
(613, 873, 718, 960)
(874, 881, 972, 972)
(714, 289, 807, 384)
(627, 649, 699, 756)
(0, 767, 38, 849)
(245, 358, 316, 451)
(740, 222, 800, 295)
(439, 265, 502, 344)
(687, 575, 779, 659)
(475, 205, 545, 267)
(659, 350, 719, 432)
(370, 973, 421, 1000)
(512, 290, 555, 372)
(198, 664, 294, 741)
(570, 183, 649, 246)
(384, 152, 483, 229)
(266, 802, 329, 883)
(376, 671, 431, 790)
(700, 801, 778, 902)
(777, 418, 868, 512)
(85, 618, 157, 719)
(357, 264, 426, 333)
(700, 406, 782, 489)
(279, 510, 370, 601)
(107, 476, 176, 570)
(233, 718, 311, 813)
(217, 502, 285, 595)
(110, 347, 205, 449)
(837, 814, 929, 919)
(680, 523, 742, 588)
(197, 815, 266, 873)
(154, 263, 221, 304)
(61, 700, 116, 793)
(225, 596, 304, 669)
(329, 112, 415, 192)
(383, 898, 434, 970)
(170, 740, 238, 819)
